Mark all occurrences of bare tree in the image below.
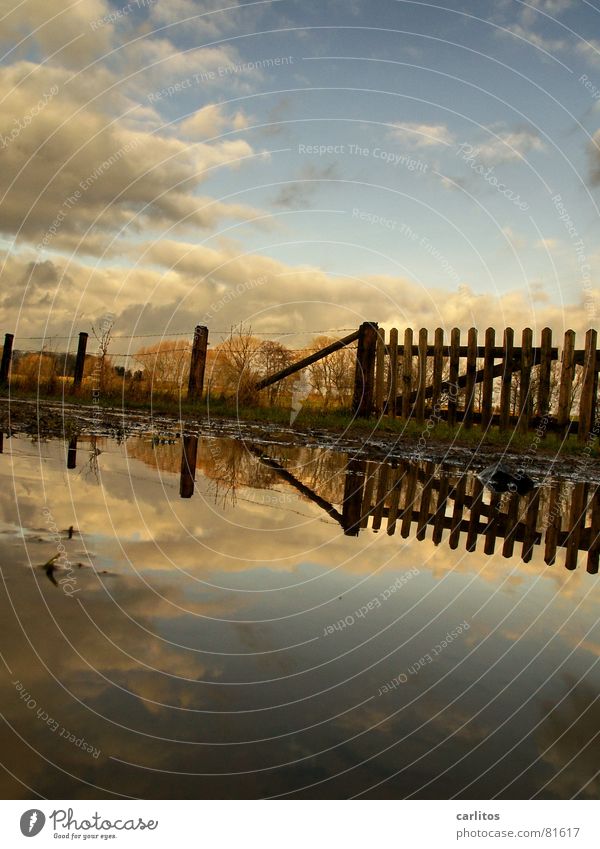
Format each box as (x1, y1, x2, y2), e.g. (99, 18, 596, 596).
(308, 335, 354, 408)
(92, 316, 114, 394)
(134, 340, 191, 396)
(215, 325, 263, 404)
(257, 340, 294, 404)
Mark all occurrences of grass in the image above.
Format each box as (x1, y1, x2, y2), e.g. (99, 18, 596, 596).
(0, 389, 600, 458)
(1, 386, 598, 458)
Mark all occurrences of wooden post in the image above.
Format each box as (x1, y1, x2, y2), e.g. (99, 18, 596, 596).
(187, 325, 208, 402)
(499, 327, 514, 432)
(386, 467, 402, 535)
(72, 331, 88, 393)
(401, 328, 413, 420)
(481, 327, 495, 429)
(432, 473, 449, 545)
(432, 327, 444, 413)
(360, 462, 377, 528)
(464, 327, 477, 429)
(375, 327, 385, 415)
(518, 327, 533, 433)
(502, 492, 521, 558)
(544, 481, 561, 566)
(467, 478, 485, 552)
(557, 329, 576, 436)
(587, 486, 600, 575)
(0, 333, 14, 386)
(522, 488, 541, 562)
(484, 492, 501, 555)
(415, 328, 428, 423)
(400, 464, 418, 538)
(449, 474, 466, 549)
(66, 437, 78, 469)
(565, 482, 587, 570)
(578, 328, 597, 442)
(352, 322, 378, 417)
(179, 435, 199, 498)
(342, 459, 366, 535)
(389, 328, 398, 418)
(417, 464, 434, 540)
(448, 328, 460, 426)
(372, 464, 389, 531)
(537, 327, 553, 421)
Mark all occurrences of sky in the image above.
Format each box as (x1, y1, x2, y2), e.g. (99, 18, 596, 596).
(1, 0, 599, 350)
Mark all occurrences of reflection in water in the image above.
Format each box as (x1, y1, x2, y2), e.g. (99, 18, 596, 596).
(175, 437, 599, 574)
(67, 436, 77, 469)
(0, 430, 599, 799)
(179, 435, 198, 499)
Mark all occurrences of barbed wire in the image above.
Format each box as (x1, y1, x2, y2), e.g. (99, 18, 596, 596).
(13, 327, 358, 341)
(11, 344, 359, 359)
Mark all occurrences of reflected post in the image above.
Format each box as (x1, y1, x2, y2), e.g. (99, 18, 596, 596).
(180, 435, 199, 498)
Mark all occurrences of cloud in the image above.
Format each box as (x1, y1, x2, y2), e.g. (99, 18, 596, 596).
(178, 104, 249, 140)
(577, 39, 600, 67)
(391, 122, 455, 148)
(0, 62, 261, 246)
(0, 0, 113, 65)
(475, 128, 546, 163)
(272, 163, 340, 208)
(499, 23, 568, 53)
(3, 231, 599, 341)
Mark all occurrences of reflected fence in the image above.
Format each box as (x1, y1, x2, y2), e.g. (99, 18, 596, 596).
(47, 432, 599, 575)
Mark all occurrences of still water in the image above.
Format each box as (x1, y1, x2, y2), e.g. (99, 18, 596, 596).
(1, 431, 599, 799)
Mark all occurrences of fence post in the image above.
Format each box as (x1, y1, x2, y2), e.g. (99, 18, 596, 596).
(375, 327, 385, 415)
(557, 329, 576, 436)
(342, 459, 366, 534)
(401, 328, 413, 420)
(448, 328, 460, 426)
(578, 328, 598, 442)
(415, 328, 428, 423)
(352, 321, 378, 417)
(388, 328, 398, 418)
(0, 333, 14, 386)
(464, 327, 477, 428)
(67, 437, 78, 469)
(537, 327, 553, 422)
(518, 327, 533, 433)
(72, 332, 88, 393)
(179, 434, 199, 498)
(481, 327, 495, 429)
(187, 325, 209, 402)
(499, 327, 514, 431)
(432, 327, 443, 412)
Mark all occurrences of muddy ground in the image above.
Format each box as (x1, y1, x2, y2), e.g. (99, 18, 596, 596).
(1, 397, 599, 483)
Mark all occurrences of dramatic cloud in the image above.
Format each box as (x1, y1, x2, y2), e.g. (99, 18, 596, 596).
(0, 63, 261, 246)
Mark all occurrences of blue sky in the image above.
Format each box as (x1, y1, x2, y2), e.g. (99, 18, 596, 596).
(0, 0, 599, 341)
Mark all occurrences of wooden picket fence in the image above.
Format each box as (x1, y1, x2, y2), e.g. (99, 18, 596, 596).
(365, 324, 598, 441)
(245, 446, 599, 573)
(341, 459, 599, 573)
(2, 322, 599, 442)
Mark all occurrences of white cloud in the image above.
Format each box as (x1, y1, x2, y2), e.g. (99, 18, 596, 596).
(576, 39, 600, 67)
(390, 122, 455, 148)
(474, 128, 546, 163)
(178, 104, 249, 140)
(0, 63, 261, 245)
